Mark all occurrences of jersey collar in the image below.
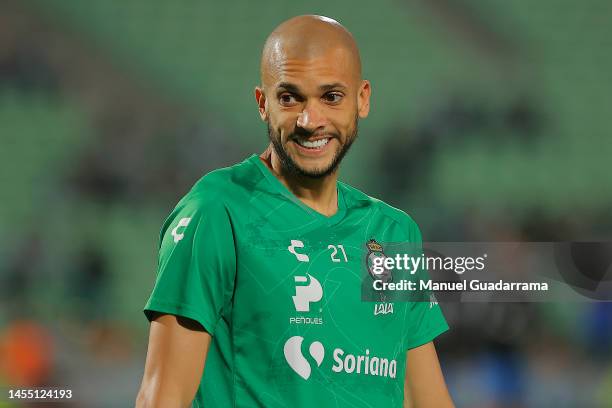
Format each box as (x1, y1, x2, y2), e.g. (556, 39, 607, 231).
(248, 154, 347, 223)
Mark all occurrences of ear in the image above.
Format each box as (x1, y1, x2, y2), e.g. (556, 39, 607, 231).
(357, 80, 371, 119)
(255, 86, 268, 122)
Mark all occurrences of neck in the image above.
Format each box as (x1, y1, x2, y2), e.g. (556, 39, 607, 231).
(259, 144, 339, 217)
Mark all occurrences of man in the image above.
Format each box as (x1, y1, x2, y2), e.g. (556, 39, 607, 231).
(136, 15, 454, 408)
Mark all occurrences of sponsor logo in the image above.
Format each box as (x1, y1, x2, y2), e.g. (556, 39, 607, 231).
(289, 316, 323, 325)
(171, 217, 191, 243)
(283, 336, 397, 380)
(292, 274, 323, 312)
(283, 336, 324, 380)
(332, 348, 397, 378)
(290, 274, 324, 325)
(288, 239, 309, 262)
(374, 302, 394, 315)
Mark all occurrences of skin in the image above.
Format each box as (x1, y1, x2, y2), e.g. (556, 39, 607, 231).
(404, 342, 455, 407)
(136, 15, 454, 408)
(136, 314, 211, 408)
(255, 15, 370, 216)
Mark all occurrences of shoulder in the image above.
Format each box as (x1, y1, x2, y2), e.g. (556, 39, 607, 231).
(189, 158, 260, 201)
(174, 157, 262, 210)
(339, 181, 422, 241)
(160, 158, 260, 233)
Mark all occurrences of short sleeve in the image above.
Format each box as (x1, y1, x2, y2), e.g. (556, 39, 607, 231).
(401, 216, 449, 350)
(144, 196, 236, 335)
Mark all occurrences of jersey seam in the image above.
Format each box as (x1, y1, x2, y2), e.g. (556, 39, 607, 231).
(225, 206, 239, 408)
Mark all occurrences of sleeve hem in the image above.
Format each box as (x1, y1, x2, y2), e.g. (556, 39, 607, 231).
(144, 297, 218, 335)
(404, 323, 449, 350)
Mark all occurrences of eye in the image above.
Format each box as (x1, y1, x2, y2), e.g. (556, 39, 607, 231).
(323, 92, 343, 104)
(279, 93, 299, 106)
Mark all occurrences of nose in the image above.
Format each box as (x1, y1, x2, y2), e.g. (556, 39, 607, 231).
(296, 103, 326, 132)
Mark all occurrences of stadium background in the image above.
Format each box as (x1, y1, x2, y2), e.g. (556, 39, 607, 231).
(1, 0, 611, 406)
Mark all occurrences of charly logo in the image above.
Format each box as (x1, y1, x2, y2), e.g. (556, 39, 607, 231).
(292, 274, 323, 312)
(283, 336, 398, 380)
(171, 217, 192, 243)
(283, 336, 325, 380)
(288, 239, 310, 262)
(366, 239, 394, 314)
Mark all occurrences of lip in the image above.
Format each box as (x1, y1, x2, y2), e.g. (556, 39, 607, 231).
(291, 135, 333, 143)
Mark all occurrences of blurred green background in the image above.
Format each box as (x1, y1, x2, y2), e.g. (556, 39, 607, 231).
(1, 0, 611, 406)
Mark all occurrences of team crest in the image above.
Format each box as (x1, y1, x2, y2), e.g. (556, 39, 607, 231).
(366, 239, 393, 311)
(366, 239, 392, 284)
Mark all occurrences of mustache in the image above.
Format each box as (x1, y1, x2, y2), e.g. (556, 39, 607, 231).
(290, 127, 339, 139)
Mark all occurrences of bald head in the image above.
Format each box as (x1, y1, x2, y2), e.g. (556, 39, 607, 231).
(260, 15, 362, 87)
(254, 15, 371, 180)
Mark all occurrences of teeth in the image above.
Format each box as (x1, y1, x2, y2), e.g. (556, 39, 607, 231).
(296, 138, 329, 148)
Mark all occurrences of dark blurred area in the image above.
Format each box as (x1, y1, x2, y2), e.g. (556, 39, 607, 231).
(0, 0, 611, 406)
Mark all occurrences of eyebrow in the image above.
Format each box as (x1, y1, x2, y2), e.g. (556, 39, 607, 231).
(276, 82, 301, 94)
(276, 82, 348, 93)
(319, 82, 348, 92)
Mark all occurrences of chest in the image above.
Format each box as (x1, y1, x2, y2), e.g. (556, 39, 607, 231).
(231, 211, 408, 343)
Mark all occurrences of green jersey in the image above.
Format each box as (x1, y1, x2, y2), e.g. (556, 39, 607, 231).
(144, 154, 448, 407)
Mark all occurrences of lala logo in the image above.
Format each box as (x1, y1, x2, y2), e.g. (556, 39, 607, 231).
(374, 302, 394, 316)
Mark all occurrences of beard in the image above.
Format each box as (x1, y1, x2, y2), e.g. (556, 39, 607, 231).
(267, 118, 358, 179)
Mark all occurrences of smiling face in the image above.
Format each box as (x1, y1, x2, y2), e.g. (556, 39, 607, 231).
(256, 16, 371, 178)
